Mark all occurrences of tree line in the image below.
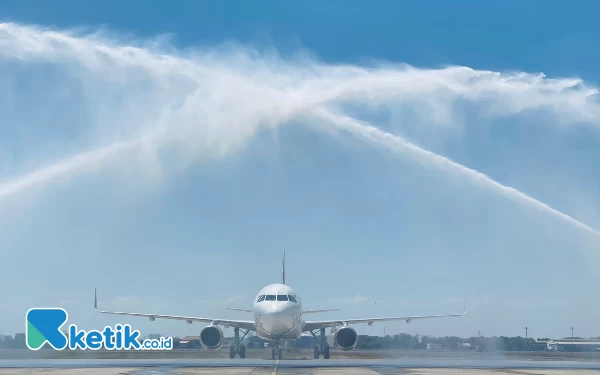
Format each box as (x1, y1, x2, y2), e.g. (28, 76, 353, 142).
(353, 334, 546, 351)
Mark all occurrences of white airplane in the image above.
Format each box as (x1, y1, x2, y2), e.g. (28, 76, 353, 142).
(94, 250, 467, 360)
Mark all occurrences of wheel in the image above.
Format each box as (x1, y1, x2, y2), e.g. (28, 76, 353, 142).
(271, 348, 276, 360)
(323, 345, 330, 359)
(239, 345, 246, 359)
(313, 346, 320, 359)
(278, 348, 283, 359)
(229, 345, 236, 359)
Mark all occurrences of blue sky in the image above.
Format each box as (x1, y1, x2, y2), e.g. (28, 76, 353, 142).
(1, 1, 600, 340)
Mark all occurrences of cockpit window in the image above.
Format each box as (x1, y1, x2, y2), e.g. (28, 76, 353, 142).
(288, 295, 297, 303)
(265, 295, 276, 301)
(256, 295, 265, 303)
(277, 294, 289, 301)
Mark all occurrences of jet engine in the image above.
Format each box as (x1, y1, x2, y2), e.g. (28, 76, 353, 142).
(333, 326, 358, 351)
(199, 325, 224, 349)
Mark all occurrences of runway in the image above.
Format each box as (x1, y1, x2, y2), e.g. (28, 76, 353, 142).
(2, 369, 596, 375)
(2, 350, 600, 374)
(1, 358, 600, 374)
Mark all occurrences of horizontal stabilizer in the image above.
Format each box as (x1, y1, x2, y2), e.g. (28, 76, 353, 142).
(302, 309, 340, 314)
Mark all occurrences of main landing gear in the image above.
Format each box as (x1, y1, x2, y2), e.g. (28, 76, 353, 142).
(310, 328, 330, 359)
(230, 327, 249, 359)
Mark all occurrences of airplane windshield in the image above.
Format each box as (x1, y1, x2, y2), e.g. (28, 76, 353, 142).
(288, 295, 297, 303)
(277, 294, 288, 301)
(256, 295, 265, 302)
(265, 295, 276, 301)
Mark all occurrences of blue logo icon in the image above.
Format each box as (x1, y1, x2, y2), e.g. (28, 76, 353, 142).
(26, 307, 173, 351)
(26, 308, 69, 350)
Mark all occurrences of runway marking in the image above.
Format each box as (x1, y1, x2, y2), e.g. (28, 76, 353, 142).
(270, 359, 279, 375)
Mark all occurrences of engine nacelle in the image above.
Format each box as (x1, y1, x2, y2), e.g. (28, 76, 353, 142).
(333, 326, 358, 351)
(199, 325, 224, 349)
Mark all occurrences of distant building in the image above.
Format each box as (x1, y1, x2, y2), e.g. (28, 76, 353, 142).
(14, 333, 25, 347)
(296, 334, 334, 348)
(296, 335, 318, 348)
(427, 343, 442, 350)
(0, 335, 12, 349)
(242, 331, 254, 346)
(147, 333, 162, 340)
(538, 339, 600, 352)
(179, 336, 201, 348)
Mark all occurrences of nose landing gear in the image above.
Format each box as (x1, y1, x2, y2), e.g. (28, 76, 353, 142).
(271, 339, 283, 360)
(271, 347, 283, 360)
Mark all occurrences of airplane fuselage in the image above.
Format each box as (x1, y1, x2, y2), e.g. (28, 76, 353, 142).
(252, 283, 304, 340)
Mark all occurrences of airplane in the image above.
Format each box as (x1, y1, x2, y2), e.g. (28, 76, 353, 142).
(94, 249, 467, 360)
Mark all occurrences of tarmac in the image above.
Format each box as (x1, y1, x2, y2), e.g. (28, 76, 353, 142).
(1, 358, 600, 374)
(1, 371, 600, 375)
(1, 350, 600, 374)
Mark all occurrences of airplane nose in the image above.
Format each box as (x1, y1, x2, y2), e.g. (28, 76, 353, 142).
(263, 308, 288, 322)
(263, 302, 287, 314)
(258, 305, 299, 335)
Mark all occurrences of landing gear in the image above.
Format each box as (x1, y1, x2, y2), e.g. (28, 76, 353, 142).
(271, 339, 283, 360)
(310, 328, 331, 359)
(230, 344, 247, 359)
(230, 327, 249, 359)
(271, 347, 283, 360)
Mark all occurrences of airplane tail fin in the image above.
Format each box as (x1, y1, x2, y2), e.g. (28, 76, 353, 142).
(281, 248, 286, 284)
(94, 288, 98, 311)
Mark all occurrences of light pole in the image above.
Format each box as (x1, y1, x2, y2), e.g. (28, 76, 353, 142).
(525, 327, 528, 339)
(570, 327, 574, 342)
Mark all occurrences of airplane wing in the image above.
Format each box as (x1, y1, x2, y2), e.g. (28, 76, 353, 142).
(302, 309, 341, 314)
(302, 300, 467, 332)
(94, 289, 256, 331)
(225, 308, 253, 313)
